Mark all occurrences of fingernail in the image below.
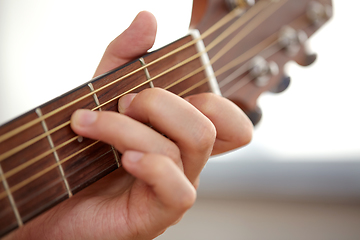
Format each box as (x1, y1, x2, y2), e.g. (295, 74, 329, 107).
(125, 151, 144, 162)
(72, 109, 98, 127)
(118, 94, 136, 113)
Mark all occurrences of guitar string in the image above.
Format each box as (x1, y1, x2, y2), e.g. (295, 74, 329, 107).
(0, 39, 282, 202)
(12, 147, 115, 209)
(0, 0, 283, 176)
(217, 34, 278, 85)
(0, 0, 289, 200)
(0, 31, 282, 185)
(165, 27, 283, 93)
(0, 141, 99, 200)
(0, 0, 276, 163)
(0, 25, 290, 201)
(219, 14, 311, 95)
(177, 34, 282, 96)
(0, 0, 271, 145)
(221, 43, 284, 97)
(0, 14, 270, 187)
(180, 34, 285, 97)
(1, 31, 293, 206)
(0, 0, 288, 200)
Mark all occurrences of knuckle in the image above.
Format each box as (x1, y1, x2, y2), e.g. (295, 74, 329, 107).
(190, 119, 217, 153)
(137, 87, 165, 109)
(176, 186, 197, 210)
(163, 142, 182, 167)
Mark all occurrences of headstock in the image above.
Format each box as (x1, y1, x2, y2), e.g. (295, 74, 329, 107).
(191, 0, 332, 125)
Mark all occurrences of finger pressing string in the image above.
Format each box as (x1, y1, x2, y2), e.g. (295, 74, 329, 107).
(0, 0, 297, 200)
(0, 0, 270, 157)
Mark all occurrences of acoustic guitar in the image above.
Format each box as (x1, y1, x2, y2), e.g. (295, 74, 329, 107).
(0, 0, 332, 237)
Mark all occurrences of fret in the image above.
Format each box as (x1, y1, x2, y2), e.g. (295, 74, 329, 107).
(110, 147, 121, 168)
(35, 108, 73, 198)
(0, 33, 218, 237)
(0, 0, 333, 236)
(0, 164, 23, 228)
(88, 83, 102, 108)
(139, 57, 155, 88)
(6, 144, 68, 224)
(36, 84, 117, 195)
(41, 85, 97, 135)
(190, 29, 221, 96)
(62, 141, 117, 195)
(143, 34, 215, 97)
(87, 83, 121, 168)
(92, 60, 148, 112)
(0, 177, 18, 236)
(0, 110, 68, 228)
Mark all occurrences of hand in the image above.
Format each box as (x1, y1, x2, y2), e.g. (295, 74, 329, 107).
(6, 11, 252, 240)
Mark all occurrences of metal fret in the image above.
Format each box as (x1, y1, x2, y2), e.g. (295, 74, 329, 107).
(87, 83, 121, 167)
(35, 108, 73, 197)
(0, 33, 214, 237)
(0, 164, 23, 227)
(139, 57, 154, 88)
(189, 29, 221, 96)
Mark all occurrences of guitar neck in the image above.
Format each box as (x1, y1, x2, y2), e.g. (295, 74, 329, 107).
(0, 31, 217, 237)
(0, 0, 333, 236)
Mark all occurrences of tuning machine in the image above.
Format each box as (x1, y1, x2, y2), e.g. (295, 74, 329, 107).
(249, 56, 279, 87)
(307, 1, 333, 26)
(278, 26, 308, 56)
(270, 75, 291, 93)
(278, 26, 317, 66)
(226, 0, 255, 14)
(246, 106, 262, 126)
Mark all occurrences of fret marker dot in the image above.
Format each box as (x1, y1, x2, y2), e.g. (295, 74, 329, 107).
(77, 136, 83, 143)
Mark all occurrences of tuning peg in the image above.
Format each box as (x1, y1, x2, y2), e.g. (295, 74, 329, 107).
(307, 1, 333, 26)
(305, 52, 317, 66)
(249, 56, 279, 87)
(270, 75, 291, 93)
(226, 0, 255, 11)
(296, 44, 317, 66)
(245, 106, 262, 126)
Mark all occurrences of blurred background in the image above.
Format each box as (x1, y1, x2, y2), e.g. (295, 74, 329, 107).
(1, 0, 359, 239)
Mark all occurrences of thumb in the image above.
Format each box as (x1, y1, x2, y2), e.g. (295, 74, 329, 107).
(94, 11, 157, 77)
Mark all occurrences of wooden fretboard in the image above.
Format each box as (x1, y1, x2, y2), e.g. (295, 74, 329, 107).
(0, 31, 217, 237)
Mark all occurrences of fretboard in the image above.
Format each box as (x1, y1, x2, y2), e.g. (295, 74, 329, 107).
(0, 30, 218, 237)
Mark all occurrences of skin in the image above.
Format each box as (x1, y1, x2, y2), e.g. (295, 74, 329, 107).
(5, 11, 253, 240)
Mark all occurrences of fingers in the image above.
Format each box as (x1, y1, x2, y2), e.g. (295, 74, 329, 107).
(70, 110, 183, 168)
(119, 88, 216, 183)
(185, 93, 253, 155)
(121, 150, 196, 233)
(122, 151, 196, 213)
(93, 11, 157, 77)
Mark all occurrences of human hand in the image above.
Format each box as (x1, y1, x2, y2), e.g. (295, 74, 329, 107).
(5, 11, 252, 240)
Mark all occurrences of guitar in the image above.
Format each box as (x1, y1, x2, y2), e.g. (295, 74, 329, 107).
(0, 0, 332, 237)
